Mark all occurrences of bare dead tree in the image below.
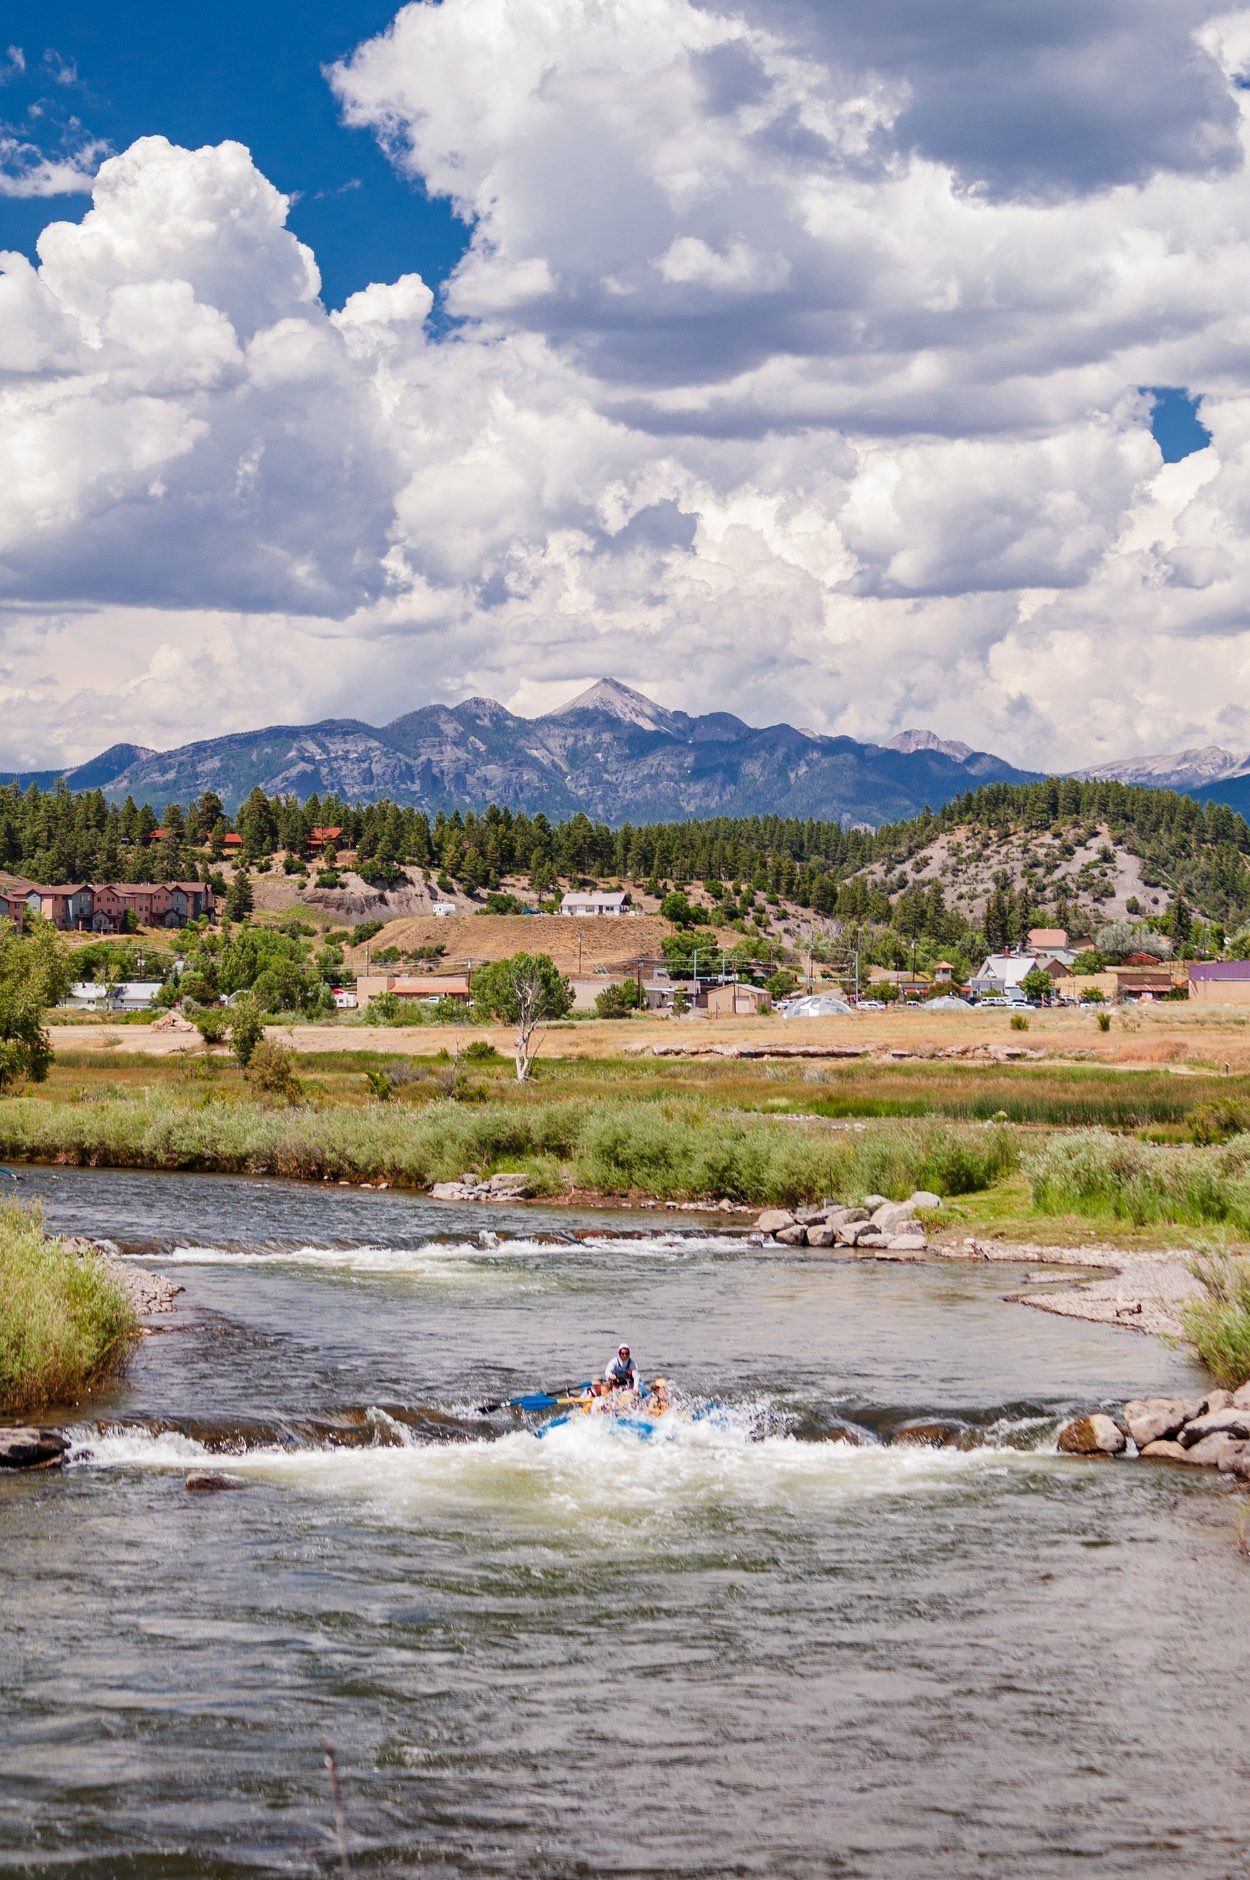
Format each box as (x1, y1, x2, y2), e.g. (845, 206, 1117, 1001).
(512, 959, 550, 1083)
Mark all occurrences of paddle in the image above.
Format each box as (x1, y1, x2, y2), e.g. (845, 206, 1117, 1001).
(475, 1380, 593, 1415)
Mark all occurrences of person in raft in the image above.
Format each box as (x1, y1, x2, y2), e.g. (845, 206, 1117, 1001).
(601, 1344, 639, 1393)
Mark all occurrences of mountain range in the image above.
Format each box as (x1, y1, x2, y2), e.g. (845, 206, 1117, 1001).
(8, 677, 1250, 824)
(1075, 744, 1250, 813)
(0, 678, 1036, 827)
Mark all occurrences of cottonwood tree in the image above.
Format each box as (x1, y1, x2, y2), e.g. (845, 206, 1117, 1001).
(471, 952, 572, 1082)
(0, 920, 75, 1091)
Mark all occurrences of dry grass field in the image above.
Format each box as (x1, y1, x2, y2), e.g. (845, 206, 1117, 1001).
(48, 998, 1250, 1070)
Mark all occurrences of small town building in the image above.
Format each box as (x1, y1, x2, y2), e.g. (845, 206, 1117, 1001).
(331, 988, 358, 1010)
(560, 890, 630, 917)
(356, 973, 473, 1008)
(931, 961, 955, 984)
(703, 981, 769, 1016)
(1027, 928, 1069, 954)
(431, 901, 457, 917)
(223, 833, 244, 851)
(309, 826, 343, 849)
(867, 966, 933, 998)
(1187, 962, 1250, 1004)
(1110, 964, 1181, 1000)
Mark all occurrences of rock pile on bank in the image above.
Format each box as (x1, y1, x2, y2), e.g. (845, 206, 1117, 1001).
(430, 1172, 534, 1202)
(756, 1192, 942, 1256)
(1058, 1384, 1250, 1479)
(64, 1236, 182, 1317)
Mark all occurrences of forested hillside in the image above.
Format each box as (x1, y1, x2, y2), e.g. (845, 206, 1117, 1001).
(2, 776, 1247, 955)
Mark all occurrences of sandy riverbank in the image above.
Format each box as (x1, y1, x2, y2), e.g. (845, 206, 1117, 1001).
(929, 1230, 1199, 1340)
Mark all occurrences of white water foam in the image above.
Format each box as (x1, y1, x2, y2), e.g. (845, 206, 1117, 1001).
(69, 1409, 1057, 1537)
(148, 1232, 747, 1279)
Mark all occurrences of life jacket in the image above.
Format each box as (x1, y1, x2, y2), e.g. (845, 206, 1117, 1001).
(607, 1355, 636, 1387)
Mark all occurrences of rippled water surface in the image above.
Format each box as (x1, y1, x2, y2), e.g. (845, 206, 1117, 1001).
(2, 1166, 1248, 1878)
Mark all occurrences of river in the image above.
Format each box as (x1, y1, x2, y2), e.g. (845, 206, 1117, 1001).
(2, 1167, 1248, 1877)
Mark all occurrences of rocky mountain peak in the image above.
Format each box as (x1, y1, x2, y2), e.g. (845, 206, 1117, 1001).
(884, 728, 975, 763)
(543, 676, 680, 733)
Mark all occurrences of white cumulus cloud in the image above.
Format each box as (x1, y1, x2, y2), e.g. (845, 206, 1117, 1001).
(10, 2, 1250, 773)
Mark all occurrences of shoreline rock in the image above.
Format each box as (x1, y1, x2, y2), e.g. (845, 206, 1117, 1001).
(1058, 1386, 1250, 1477)
(430, 1171, 534, 1203)
(755, 1191, 942, 1257)
(0, 1428, 70, 1470)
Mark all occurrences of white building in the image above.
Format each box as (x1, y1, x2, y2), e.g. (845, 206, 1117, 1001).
(431, 901, 457, 917)
(65, 980, 163, 1012)
(560, 890, 630, 917)
(969, 954, 1059, 1002)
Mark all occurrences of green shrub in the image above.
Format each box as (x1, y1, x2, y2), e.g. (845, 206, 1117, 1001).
(188, 1004, 229, 1045)
(1096, 1010, 1112, 1032)
(245, 1038, 303, 1103)
(594, 982, 643, 1019)
(462, 1039, 501, 1062)
(1179, 1252, 1250, 1387)
(228, 994, 266, 1068)
(1010, 1013, 1029, 1032)
(0, 1203, 138, 1415)
(1187, 1099, 1250, 1146)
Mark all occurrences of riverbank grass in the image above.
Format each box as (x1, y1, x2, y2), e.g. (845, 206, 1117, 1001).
(0, 1203, 138, 1416)
(1179, 1252, 1250, 1388)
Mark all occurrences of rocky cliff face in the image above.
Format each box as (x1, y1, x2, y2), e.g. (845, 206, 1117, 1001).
(2, 678, 1034, 825)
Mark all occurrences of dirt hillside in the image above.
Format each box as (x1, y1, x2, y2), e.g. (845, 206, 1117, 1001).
(345, 913, 672, 974)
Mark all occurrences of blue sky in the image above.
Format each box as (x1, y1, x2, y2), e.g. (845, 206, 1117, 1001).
(1, 0, 1247, 773)
(0, 0, 469, 305)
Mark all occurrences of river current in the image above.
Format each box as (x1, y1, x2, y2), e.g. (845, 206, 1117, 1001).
(2, 1167, 1248, 1877)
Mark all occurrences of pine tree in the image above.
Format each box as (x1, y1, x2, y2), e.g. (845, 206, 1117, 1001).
(225, 870, 254, 922)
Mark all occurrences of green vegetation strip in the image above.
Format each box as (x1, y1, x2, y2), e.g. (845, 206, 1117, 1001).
(0, 1203, 138, 1417)
(0, 1094, 1017, 1206)
(1024, 1130, 1250, 1232)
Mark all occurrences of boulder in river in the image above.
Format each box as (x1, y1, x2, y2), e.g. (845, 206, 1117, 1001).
(775, 1224, 809, 1247)
(0, 1428, 69, 1470)
(1057, 1413, 1127, 1456)
(184, 1471, 248, 1493)
(891, 1419, 971, 1448)
(1178, 1407, 1250, 1446)
(1138, 1439, 1193, 1464)
(1182, 1432, 1245, 1469)
(756, 1209, 795, 1235)
(805, 1225, 839, 1248)
(1123, 1398, 1201, 1449)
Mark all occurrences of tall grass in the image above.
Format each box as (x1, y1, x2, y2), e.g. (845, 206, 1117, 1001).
(1024, 1130, 1250, 1231)
(0, 1203, 139, 1415)
(1179, 1253, 1250, 1387)
(0, 1091, 1017, 1206)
